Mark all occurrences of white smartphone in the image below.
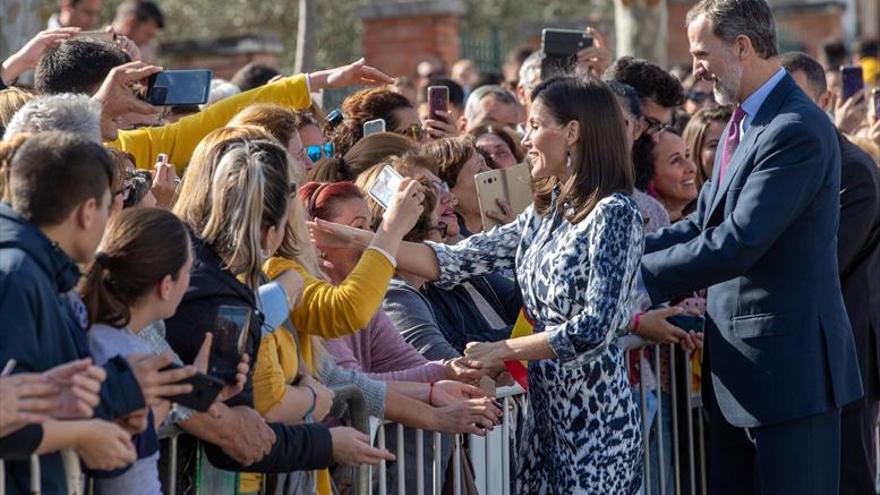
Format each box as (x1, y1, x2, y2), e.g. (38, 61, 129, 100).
(368, 165, 404, 210)
(363, 118, 386, 136)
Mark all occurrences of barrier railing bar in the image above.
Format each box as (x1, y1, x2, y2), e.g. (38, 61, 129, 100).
(453, 434, 462, 495)
(396, 423, 405, 495)
(640, 348, 652, 495)
(502, 396, 511, 495)
(670, 343, 681, 495)
(655, 344, 667, 495)
(417, 428, 425, 495)
(378, 424, 387, 495)
(433, 432, 442, 494)
(685, 352, 697, 495)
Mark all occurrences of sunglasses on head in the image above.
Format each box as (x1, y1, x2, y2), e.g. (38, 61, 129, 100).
(306, 143, 334, 163)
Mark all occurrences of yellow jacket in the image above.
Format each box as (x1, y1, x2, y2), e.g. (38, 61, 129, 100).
(106, 75, 312, 172)
(241, 248, 395, 494)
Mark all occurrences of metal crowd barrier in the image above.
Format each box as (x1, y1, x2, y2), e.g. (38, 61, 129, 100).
(1, 349, 714, 495)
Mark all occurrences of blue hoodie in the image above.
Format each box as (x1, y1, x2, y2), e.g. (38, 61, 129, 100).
(0, 203, 144, 494)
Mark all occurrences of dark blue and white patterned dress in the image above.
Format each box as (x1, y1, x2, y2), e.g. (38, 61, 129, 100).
(429, 192, 644, 494)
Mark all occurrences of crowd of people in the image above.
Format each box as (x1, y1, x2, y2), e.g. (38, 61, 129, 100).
(1, 0, 879, 494)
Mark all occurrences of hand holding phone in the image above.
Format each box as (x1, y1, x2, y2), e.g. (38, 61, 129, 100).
(840, 65, 864, 101)
(210, 305, 252, 385)
(159, 364, 225, 412)
(368, 165, 405, 210)
(541, 28, 593, 79)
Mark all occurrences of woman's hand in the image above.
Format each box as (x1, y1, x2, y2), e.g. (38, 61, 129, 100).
(116, 407, 150, 435)
(151, 155, 179, 209)
(309, 58, 395, 91)
(429, 380, 486, 407)
(308, 217, 374, 250)
(193, 333, 249, 402)
(432, 397, 502, 435)
(442, 357, 484, 383)
(575, 27, 613, 78)
(381, 178, 426, 237)
(832, 90, 868, 135)
(74, 420, 137, 471)
(423, 110, 460, 140)
(330, 426, 396, 465)
(0, 373, 61, 437)
(463, 341, 509, 371)
(484, 198, 515, 226)
(634, 307, 699, 352)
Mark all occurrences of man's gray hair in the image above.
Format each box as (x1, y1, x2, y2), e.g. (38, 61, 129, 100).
(518, 51, 544, 93)
(686, 0, 778, 59)
(464, 85, 518, 123)
(3, 93, 102, 143)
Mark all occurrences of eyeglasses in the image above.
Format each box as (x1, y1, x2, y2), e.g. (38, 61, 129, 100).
(289, 181, 298, 198)
(306, 143, 334, 163)
(397, 124, 424, 142)
(430, 179, 450, 198)
(644, 116, 666, 134)
(687, 90, 713, 103)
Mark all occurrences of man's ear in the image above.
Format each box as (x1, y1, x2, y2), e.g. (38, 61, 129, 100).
(76, 197, 99, 231)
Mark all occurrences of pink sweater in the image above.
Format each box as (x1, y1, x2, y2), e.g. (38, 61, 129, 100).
(324, 310, 448, 383)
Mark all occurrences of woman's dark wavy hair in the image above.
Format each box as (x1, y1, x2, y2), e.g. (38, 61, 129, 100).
(326, 87, 414, 158)
(530, 76, 634, 223)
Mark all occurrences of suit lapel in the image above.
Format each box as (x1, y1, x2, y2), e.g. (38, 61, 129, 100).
(705, 73, 797, 223)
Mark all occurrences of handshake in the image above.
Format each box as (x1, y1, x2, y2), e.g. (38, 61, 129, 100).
(443, 341, 515, 388)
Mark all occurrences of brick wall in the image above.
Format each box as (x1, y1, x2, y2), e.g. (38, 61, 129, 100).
(159, 34, 283, 81)
(361, 0, 466, 78)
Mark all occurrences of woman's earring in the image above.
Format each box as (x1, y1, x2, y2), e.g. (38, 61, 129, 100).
(565, 150, 573, 169)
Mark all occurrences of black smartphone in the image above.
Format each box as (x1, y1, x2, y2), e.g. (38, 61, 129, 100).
(840, 65, 864, 101)
(146, 69, 213, 106)
(427, 86, 449, 121)
(210, 305, 251, 384)
(160, 364, 225, 412)
(667, 314, 706, 333)
(541, 28, 593, 79)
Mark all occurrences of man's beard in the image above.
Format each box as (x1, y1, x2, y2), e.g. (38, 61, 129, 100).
(712, 63, 743, 106)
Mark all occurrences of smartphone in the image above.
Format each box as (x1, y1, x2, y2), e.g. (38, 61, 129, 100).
(368, 165, 404, 210)
(840, 65, 864, 101)
(363, 118, 386, 136)
(210, 305, 252, 384)
(427, 86, 449, 121)
(541, 28, 593, 79)
(475, 162, 533, 230)
(75, 30, 116, 42)
(667, 314, 706, 333)
(146, 69, 213, 106)
(872, 88, 880, 118)
(160, 364, 225, 412)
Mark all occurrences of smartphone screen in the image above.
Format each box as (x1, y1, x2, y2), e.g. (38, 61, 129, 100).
(541, 28, 593, 79)
(873, 89, 880, 118)
(147, 69, 213, 106)
(427, 86, 449, 120)
(840, 66, 864, 101)
(666, 314, 706, 333)
(368, 165, 404, 210)
(210, 305, 251, 384)
(363, 118, 386, 136)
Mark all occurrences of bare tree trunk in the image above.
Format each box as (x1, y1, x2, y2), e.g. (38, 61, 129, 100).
(614, 0, 669, 67)
(294, 0, 317, 73)
(1, 0, 42, 61)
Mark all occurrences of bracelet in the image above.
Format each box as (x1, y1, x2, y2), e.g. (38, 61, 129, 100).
(632, 312, 644, 332)
(302, 384, 317, 420)
(428, 382, 436, 406)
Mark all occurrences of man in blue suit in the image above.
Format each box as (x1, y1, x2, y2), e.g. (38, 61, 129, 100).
(639, 0, 864, 493)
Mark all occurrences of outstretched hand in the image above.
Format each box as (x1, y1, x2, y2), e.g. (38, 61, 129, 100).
(310, 58, 395, 91)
